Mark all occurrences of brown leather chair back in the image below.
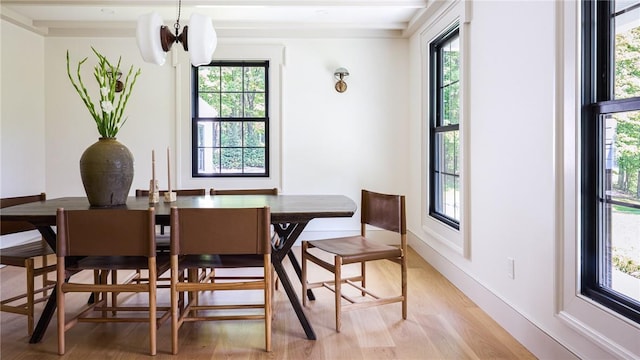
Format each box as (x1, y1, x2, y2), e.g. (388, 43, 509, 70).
(56, 208, 156, 257)
(361, 189, 406, 234)
(170, 207, 271, 256)
(210, 188, 278, 196)
(0, 193, 46, 235)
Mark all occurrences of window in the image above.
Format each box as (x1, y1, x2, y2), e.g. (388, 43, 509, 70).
(429, 25, 460, 230)
(582, 0, 640, 324)
(192, 61, 269, 177)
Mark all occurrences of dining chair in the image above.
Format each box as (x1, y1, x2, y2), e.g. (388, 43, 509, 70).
(208, 188, 279, 288)
(301, 189, 407, 332)
(169, 206, 272, 353)
(0, 193, 56, 336)
(129, 189, 207, 285)
(55, 207, 171, 355)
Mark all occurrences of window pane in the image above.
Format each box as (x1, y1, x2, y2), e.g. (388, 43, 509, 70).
(221, 122, 242, 147)
(602, 111, 640, 302)
(198, 67, 220, 92)
(198, 93, 220, 117)
(244, 148, 265, 173)
(197, 147, 220, 174)
(221, 148, 242, 173)
(434, 130, 460, 222)
(244, 122, 265, 147)
(220, 93, 242, 117)
(614, 6, 640, 99)
(442, 81, 460, 126)
(435, 173, 460, 221)
(221, 67, 242, 91)
(196, 121, 220, 147)
(245, 67, 265, 91)
(244, 93, 266, 117)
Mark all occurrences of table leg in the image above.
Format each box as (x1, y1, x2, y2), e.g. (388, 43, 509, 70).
(287, 251, 315, 301)
(272, 222, 316, 340)
(29, 226, 58, 343)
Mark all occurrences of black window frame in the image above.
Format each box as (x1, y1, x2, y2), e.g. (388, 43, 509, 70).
(429, 24, 461, 230)
(191, 60, 270, 178)
(581, 0, 640, 324)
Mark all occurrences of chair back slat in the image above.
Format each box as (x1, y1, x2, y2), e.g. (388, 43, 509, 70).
(135, 189, 206, 197)
(210, 188, 278, 196)
(0, 193, 46, 235)
(56, 208, 155, 257)
(170, 207, 271, 256)
(361, 190, 406, 234)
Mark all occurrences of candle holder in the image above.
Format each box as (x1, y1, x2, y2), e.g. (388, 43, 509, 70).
(149, 179, 159, 204)
(163, 191, 176, 202)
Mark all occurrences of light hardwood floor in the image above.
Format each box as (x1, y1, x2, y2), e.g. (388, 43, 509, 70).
(0, 247, 536, 359)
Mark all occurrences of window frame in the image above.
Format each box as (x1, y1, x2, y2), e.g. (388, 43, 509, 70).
(581, 0, 640, 324)
(429, 25, 461, 230)
(191, 60, 270, 178)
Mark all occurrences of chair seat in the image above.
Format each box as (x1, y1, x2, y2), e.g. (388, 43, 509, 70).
(72, 255, 171, 274)
(307, 236, 402, 264)
(0, 240, 54, 266)
(179, 254, 265, 269)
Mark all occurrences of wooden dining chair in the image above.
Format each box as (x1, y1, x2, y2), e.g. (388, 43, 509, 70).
(55, 207, 171, 355)
(0, 193, 56, 336)
(129, 189, 207, 285)
(169, 206, 272, 354)
(301, 189, 407, 332)
(209, 188, 280, 288)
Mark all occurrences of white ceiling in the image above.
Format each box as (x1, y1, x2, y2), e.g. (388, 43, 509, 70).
(1, 0, 439, 38)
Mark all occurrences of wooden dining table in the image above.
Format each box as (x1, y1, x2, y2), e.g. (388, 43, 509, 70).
(0, 194, 357, 343)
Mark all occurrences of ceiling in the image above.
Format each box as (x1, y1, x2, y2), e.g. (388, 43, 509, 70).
(1, 0, 440, 38)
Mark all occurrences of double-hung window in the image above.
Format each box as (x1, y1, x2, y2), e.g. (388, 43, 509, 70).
(429, 25, 461, 230)
(192, 61, 269, 177)
(581, 0, 640, 324)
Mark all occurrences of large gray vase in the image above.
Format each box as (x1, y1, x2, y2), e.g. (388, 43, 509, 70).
(80, 138, 134, 207)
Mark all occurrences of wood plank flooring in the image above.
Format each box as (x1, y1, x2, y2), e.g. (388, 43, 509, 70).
(0, 247, 536, 359)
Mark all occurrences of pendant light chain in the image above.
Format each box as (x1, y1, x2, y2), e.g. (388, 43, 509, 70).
(174, 0, 182, 39)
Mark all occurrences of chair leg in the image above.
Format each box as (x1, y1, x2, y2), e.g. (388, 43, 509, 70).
(360, 261, 366, 297)
(149, 258, 157, 356)
(111, 270, 118, 315)
(334, 255, 342, 333)
(301, 241, 308, 307)
(42, 255, 50, 298)
(402, 255, 407, 320)
(57, 260, 65, 355)
(26, 258, 35, 336)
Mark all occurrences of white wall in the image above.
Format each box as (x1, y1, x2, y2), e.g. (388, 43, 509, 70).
(0, 20, 46, 197)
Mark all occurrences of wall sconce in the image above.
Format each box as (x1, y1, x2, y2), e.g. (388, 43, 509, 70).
(334, 67, 350, 93)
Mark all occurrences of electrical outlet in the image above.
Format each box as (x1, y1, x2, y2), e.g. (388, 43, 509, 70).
(507, 257, 515, 279)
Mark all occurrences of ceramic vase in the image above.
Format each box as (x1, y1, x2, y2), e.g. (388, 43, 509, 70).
(79, 137, 134, 207)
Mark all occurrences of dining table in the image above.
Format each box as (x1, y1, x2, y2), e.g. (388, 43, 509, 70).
(0, 194, 357, 343)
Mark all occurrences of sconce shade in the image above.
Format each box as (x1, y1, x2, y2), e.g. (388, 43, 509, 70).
(334, 67, 350, 79)
(136, 12, 167, 65)
(136, 11, 217, 67)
